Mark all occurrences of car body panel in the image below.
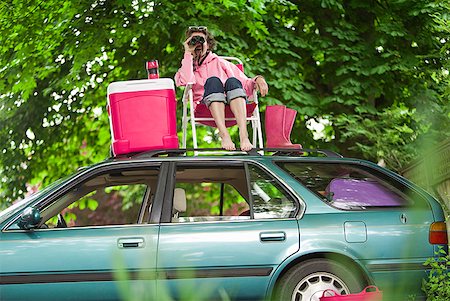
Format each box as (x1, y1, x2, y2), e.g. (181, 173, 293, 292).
(0, 152, 447, 301)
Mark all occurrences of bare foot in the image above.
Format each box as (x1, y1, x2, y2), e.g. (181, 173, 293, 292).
(240, 137, 253, 151)
(220, 132, 236, 151)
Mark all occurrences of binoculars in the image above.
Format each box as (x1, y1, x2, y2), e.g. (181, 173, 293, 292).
(189, 35, 205, 46)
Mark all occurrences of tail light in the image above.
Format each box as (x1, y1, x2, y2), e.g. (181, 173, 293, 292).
(429, 221, 448, 244)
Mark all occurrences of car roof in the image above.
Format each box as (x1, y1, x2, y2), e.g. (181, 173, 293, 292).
(92, 148, 407, 185)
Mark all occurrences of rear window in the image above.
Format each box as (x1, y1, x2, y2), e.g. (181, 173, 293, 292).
(276, 162, 412, 210)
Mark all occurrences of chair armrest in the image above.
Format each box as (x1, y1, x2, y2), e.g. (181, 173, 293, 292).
(249, 89, 259, 104)
(182, 83, 193, 104)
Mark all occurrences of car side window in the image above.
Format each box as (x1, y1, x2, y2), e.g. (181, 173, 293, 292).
(248, 164, 297, 219)
(173, 182, 249, 223)
(276, 162, 411, 210)
(172, 165, 249, 223)
(40, 168, 159, 228)
(171, 163, 297, 223)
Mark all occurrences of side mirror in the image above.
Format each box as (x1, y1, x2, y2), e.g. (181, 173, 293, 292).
(18, 207, 41, 230)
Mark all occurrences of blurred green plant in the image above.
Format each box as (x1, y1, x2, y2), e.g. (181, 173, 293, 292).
(112, 251, 230, 301)
(422, 247, 450, 301)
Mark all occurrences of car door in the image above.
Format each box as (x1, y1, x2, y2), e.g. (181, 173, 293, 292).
(156, 160, 301, 300)
(0, 163, 164, 301)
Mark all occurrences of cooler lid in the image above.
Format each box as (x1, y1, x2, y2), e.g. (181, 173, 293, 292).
(107, 78, 175, 95)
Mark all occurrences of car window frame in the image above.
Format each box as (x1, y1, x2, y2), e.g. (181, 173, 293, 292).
(3, 161, 166, 232)
(273, 158, 429, 211)
(159, 159, 302, 224)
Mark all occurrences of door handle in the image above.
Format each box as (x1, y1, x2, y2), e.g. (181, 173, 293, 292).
(260, 231, 286, 242)
(118, 237, 145, 248)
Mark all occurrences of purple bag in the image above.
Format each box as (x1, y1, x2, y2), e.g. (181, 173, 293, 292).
(326, 178, 404, 208)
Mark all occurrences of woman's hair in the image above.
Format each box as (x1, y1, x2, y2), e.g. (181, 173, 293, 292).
(185, 26, 216, 51)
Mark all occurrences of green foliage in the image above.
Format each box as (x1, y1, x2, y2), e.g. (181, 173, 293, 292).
(176, 182, 247, 216)
(335, 103, 419, 171)
(105, 184, 147, 211)
(1, 0, 449, 207)
(422, 247, 450, 300)
(113, 250, 230, 301)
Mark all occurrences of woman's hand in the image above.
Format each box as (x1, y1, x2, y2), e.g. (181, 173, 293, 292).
(183, 37, 197, 55)
(184, 36, 208, 59)
(255, 76, 268, 97)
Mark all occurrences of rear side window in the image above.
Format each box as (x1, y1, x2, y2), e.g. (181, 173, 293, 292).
(277, 162, 411, 210)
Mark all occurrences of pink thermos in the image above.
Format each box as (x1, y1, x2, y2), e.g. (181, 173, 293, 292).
(146, 60, 159, 79)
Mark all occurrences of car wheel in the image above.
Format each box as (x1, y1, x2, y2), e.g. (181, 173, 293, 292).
(273, 259, 365, 301)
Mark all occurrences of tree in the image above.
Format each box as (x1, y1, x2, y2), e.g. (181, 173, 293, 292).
(1, 0, 449, 208)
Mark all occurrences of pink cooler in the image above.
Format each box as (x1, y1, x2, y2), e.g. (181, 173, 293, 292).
(107, 78, 179, 156)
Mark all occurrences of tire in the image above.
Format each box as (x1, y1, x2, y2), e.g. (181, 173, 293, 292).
(273, 259, 365, 301)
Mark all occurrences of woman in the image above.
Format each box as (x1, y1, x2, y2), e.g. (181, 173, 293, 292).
(175, 26, 268, 151)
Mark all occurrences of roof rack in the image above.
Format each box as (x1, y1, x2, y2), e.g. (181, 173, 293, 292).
(119, 148, 343, 159)
(262, 148, 343, 158)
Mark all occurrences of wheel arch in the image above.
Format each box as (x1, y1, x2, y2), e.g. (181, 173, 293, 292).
(266, 251, 373, 300)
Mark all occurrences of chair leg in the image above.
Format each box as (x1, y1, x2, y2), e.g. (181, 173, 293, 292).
(253, 104, 264, 149)
(252, 90, 264, 149)
(182, 99, 187, 148)
(188, 90, 198, 150)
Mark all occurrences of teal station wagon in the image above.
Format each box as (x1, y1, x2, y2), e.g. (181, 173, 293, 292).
(0, 148, 448, 301)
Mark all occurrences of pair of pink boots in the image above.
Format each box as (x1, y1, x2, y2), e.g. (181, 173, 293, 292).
(265, 105, 302, 149)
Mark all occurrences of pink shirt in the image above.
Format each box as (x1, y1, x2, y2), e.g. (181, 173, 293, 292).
(175, 52, 256, 104)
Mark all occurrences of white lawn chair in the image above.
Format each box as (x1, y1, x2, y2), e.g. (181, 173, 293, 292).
(180, 56, 264, 150)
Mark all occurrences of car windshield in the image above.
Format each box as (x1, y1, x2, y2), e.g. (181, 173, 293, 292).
(0, 172, 79, 224)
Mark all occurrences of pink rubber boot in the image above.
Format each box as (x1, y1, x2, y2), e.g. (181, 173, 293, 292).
(265, 105, 301, 149)
(283, 107, 302, 149)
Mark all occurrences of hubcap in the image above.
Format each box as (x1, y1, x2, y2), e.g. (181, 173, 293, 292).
(291, 272, 350, 301)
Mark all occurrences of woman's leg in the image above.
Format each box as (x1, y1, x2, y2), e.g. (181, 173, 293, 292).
(209, 102, 235, 150)
(225, 78, 253, 151)
(229, 97, 253, 151)
(203, 77, 235, 150)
